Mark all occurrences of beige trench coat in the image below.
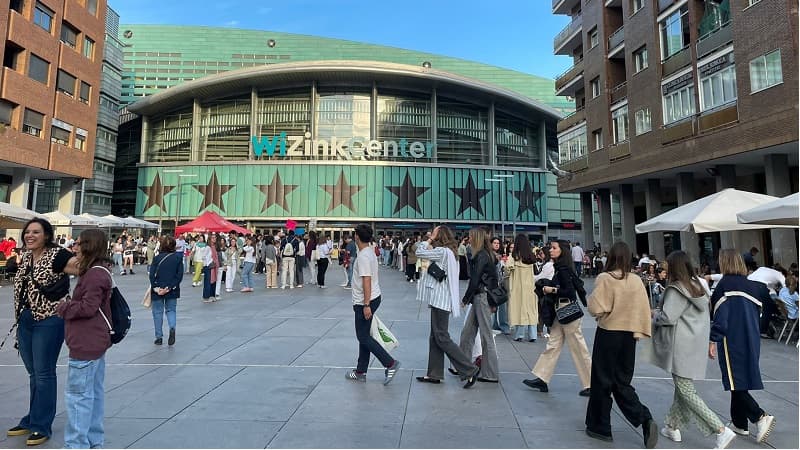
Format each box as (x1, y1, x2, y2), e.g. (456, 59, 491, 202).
(506, 257, 538, 326)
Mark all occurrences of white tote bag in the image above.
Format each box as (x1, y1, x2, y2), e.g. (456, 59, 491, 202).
(370, 314, 399, 351)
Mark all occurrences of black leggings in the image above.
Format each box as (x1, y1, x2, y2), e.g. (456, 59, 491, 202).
(317, 258, 329, 286)
(730, 390, 764, 429)
(405, 263, 417, 280)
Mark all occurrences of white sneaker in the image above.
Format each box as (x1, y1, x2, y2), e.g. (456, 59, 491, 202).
(715, 427, 736, 449)
(660, 426, 682, 442)
(726, 422, 749, 436)
(755, 414, 775, 443)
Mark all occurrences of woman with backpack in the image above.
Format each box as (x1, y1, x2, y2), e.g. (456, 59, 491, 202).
(584, 241, 657, 448)
(149, 235, 184, 346)
(55, 229, 113, 448)
(523, 239, 592, 397)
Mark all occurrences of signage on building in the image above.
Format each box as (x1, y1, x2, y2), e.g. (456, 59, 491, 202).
(698, 53, 733, 77)
(661, 72, 694, 95)
(251, 132, 434, 161)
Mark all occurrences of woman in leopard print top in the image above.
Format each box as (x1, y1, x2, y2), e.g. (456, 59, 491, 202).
(7, 218, 77, 446)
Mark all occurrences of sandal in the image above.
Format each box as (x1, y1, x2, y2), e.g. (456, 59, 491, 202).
(415, 376, 441, 384)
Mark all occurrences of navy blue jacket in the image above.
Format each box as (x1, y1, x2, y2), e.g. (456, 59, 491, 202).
(710, 275, 768, 391)
(149, 252, 184, 300)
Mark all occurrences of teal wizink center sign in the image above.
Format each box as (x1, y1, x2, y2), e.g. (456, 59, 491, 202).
(251, 133, 434, 160)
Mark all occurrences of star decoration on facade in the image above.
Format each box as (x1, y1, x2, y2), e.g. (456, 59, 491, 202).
(321, 172, 364, 213)
(139, 173, 175, 213)
(513, 177, 544, 220)
(386, 173, 430, 214)
(194, 171, 234, 212)
(450, 173, 491, 216)
(257, 173, 299, 213)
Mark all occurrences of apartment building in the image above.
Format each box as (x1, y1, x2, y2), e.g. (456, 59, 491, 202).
(0, 0, 106, 217)
(552, 0, 798, 267)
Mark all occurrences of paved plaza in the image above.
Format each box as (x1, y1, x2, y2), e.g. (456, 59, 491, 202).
(0, 265, 797, 449)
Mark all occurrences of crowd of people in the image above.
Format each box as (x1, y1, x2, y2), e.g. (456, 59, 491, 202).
(1, 215, 791, 449)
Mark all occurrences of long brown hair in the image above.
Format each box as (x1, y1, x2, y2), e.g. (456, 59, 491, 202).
(665, 250, 705, 297)
(432, 225, 458, 254)
(77, 229, 111, 275)
(718, 249, 747, 276)
(468, 227, 493, 258)
(512, 234, 535, 264)
(604, 241, 632, 280)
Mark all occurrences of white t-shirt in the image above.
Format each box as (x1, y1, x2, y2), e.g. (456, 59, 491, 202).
(242, 245, 256, 263)
(748, 267, 785, 294)
(571, 245, 584, 262)
(352, 244, 381, 305)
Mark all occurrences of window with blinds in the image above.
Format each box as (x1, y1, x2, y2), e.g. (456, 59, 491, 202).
(23, 109, 44, 137)
(57, 70, 77, 96)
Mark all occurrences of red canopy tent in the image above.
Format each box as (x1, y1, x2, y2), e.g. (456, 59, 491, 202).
(175, 211, 250, 236)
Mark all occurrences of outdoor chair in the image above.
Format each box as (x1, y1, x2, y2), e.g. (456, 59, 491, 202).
(775, 300, 798, 345)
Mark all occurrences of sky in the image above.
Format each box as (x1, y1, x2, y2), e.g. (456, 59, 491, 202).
(110, 0, 573, 79)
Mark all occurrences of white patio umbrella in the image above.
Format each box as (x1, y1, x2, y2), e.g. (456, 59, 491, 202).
(635, 188, 793, 233)
(0, 201, 45, 228)
(42, 211, 99, 227)
(80, 213, 124, 228)
(127, 217, 159, 230)
(737, 192, 799, 226)
(103, 214, 134, 228)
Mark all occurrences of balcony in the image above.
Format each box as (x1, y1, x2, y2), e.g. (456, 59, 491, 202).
(563, 155, 589, 172)
(555, 59, 584, 96)
(609, 141, 630, 160)
(661, 46, 692, 77)
(554, 14, 583, 55)
(557, 107, 585, 133)
(610, 82, 627, 104)
(661, 117, 695, 144)
(697, 21, 732, 58)
(553, 0, 582, 15)
(607, 26, 625, 58)
(699, 104, 738, 132)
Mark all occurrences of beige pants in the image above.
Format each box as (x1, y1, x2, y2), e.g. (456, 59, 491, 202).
(532, 318, 592, 388)
(265, 262, 278, 287)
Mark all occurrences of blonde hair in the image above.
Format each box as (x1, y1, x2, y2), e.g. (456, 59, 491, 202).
(718, 249, 748, 276)
(468, 227, 493, 257)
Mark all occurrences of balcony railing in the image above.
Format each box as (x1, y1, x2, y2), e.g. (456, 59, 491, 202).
(555, 58, 584, 92)
(661, 117, 695, 144)
(610, 82, 627, 104)
(608, 26, 625, 51)
(696, 21, 732, 58)
(557, 107, 585, 133)
(698, 104, 738, 132)
(554, 14, 583, 52)
(661, 46, 692, 77)
(563, 155, 589, 172)
(609, 141, 630, 160)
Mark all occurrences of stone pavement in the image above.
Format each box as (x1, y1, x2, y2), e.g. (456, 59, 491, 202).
(0, 264, 797, 449)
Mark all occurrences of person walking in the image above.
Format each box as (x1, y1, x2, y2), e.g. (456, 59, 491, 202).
(149, 235, 183, 345)
(523, 240, 592, 396)
(344, 234, 358, 289)
(458, 227, 500, 383)
(405, 236, 419, 283)
(640, 250, 737, 449)
(345, 224, 401, 384)
(191, 236, 208, 287)
(316, 234, 332, 288)
(708, 250, 776, 444)
(7, 218, 76, 446)
(415, 226, 479, 387)
(457, 236, 470, 280)
(507, 234, 538, 342)
(263, 236, 279, 289)
(572, 242, 585, 277)
(201, 234, 220, 302)
(240, 236, 256, 293)
(584, 241, 657, 448)
(280, 231, 299, 289)
(112, 237, 124, 275)
(55, 229, 113, 449)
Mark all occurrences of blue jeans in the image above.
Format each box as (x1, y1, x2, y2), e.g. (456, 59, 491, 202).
(64, 356, 105, 449)
(112, 254, 123, 273)
(16, 310, 64, 438)
(151, 297, 177, 338)
(492, 302, 510, 334)
(241, 261, 254, 288)
(353, 297, 394, 373)
(346, 265, 353, 287)
(514, 325, 537, 340)
(202, 266, 216, 299)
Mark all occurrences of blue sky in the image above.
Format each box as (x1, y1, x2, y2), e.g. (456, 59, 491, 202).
(110, 0, 572, 79)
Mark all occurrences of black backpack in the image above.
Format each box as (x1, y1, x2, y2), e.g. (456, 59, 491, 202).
(95, 266, 132, 345)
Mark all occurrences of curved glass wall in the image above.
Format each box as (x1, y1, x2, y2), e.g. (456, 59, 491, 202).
(143, 83, 542, 169)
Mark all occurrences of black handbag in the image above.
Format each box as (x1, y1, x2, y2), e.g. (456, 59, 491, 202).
(555, 298, 583, 324)
(481, 272, 508, 307)
(427, 261, 446, 282)
(33, 274, 70, 302)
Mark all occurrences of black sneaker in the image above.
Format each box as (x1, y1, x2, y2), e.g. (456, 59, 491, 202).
(643, 419, 658, 449)
(522, 378, 548, 392)
(168, 328, 176, 346)
(154, 338, 163, 345)
(579, 388, 591, 397)
(7, 426, 29, 437)
(26, 432, 48, 446)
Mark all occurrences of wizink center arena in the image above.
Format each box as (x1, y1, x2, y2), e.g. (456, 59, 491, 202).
(114, 25, 582, 240)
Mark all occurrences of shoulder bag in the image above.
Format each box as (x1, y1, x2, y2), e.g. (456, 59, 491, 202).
(555, 297, 583, 324)
(427, 261, 446, 282)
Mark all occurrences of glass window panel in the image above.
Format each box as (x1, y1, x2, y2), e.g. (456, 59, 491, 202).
(80, 82, 91, 103)
(57, 70, 76, 96)
(147, 108, 192, 162)
(377, 93, 431, 162)
(436, 99, 488, 164)
(496, 111, 538, 167)
(0, 100, 13, 125)
(316, 91, 371, 144)
(766, 50, 783, 86)
(28, 54, 49, 84)
(23, 109, 44, 137)
(34, 2, 53, 32)
(83, 37, 95, 59)
(50, 125, 70, 145)
(256, 91, 311, 159)
(60, 23, 78, 48)
(200, 99, 253, 161)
